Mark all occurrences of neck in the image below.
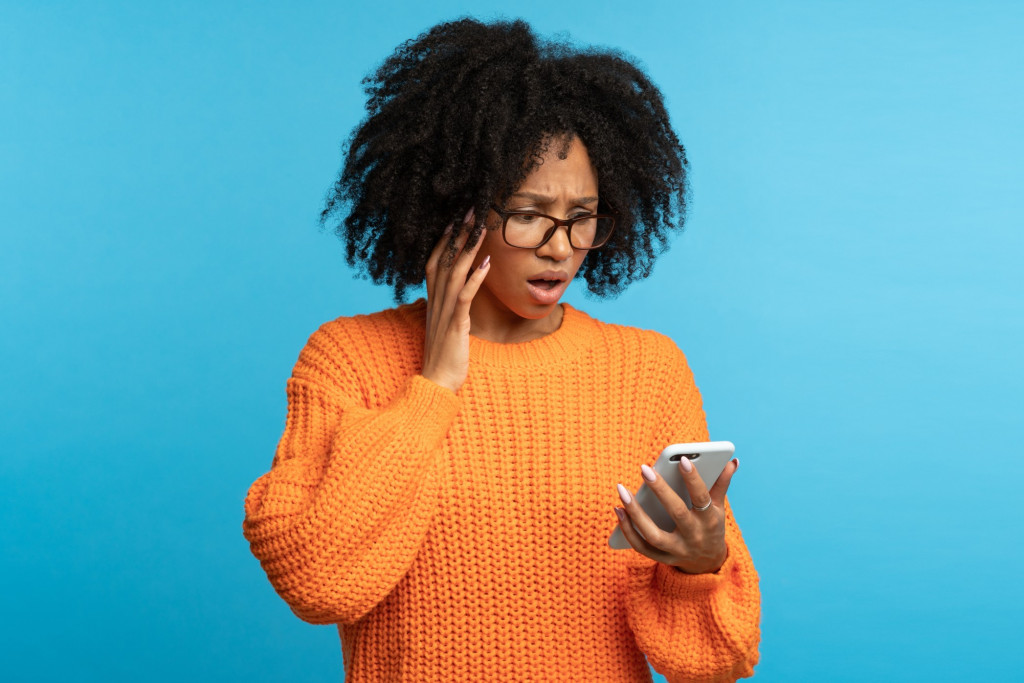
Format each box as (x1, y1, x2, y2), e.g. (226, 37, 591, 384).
(469, 297, 565, 344)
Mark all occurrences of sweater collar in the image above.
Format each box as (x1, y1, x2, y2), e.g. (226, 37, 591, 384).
(468, 302, 593, 367)
(400, 299, 594, 368)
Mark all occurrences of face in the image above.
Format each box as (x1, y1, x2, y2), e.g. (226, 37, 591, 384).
(470, 136, 598, 331)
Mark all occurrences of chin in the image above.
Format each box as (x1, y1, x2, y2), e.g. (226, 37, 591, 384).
(477, 276, 568, 325)
(518, 302, 559, 319)
(489, 296, 555, 323)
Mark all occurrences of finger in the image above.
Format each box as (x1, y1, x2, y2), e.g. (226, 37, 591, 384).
(441, 222, 477, 274)
(613, 507, 673, 564)
(707, 458, 739, 507)
(426, 223, 453, 277)
(455, 224, 486, 271)
(439, 222, 472, 271)
(440, 206, 475, 270)
(426, 224, 454, 314)
(677, 456, 714, 513)
(453, 254, 490, 319)
(431, 226, 472, 326)
(439, 228, 487, 322)
(616, 483, 674, 553)
(638, 463, 691, 530)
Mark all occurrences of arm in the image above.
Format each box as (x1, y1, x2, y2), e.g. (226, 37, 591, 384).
(624, 336, 761, 682)
(242, 323, 460, 625)
(625, 500, 760, 683)
(243, 217, 489, 626)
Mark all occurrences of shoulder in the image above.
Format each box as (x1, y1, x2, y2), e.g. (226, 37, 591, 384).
(292, 300, 427, 384)
(569, 307, 702, 425)
(568, 304, 692, 372)
(316, 299, 426, 346)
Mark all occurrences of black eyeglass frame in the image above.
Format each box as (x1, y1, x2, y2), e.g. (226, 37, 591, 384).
(489, 203, 617, 250)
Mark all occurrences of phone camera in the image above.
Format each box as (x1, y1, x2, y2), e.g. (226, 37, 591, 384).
(669, 453, 700, 462)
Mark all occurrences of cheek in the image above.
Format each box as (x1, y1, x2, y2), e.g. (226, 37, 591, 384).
(570, 252, 588, 277)
(471, 229, 499, 269)
(478, 231, 519, 274)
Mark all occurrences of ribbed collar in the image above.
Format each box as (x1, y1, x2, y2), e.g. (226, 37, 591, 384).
(397, 299, 595, 368)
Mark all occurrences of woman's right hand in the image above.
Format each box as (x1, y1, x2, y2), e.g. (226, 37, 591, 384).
(421, 210, 491, 394)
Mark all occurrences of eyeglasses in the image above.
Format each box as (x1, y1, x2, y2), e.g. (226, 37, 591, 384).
(490, 204, 616, 250)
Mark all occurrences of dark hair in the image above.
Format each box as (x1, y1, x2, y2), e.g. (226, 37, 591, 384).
(320, 18, 690, 301)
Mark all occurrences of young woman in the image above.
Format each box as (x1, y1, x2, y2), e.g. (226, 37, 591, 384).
(243, 18, 760, 682)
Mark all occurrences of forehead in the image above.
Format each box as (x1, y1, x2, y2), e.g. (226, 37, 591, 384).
(515, 137, 598, 199)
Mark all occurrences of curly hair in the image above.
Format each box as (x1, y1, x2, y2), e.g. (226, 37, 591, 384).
(320, 17, 690, 301)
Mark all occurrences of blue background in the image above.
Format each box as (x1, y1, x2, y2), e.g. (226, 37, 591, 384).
(2, 1, 1021, 680)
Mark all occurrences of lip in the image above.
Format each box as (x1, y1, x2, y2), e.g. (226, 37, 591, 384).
(528, 270, 570, 282)
(526, 271, 571, 305)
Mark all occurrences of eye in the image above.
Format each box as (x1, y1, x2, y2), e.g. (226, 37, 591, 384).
(510, 212, 542, 224)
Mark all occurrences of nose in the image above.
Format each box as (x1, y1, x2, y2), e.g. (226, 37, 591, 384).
(536, 223, 574, 261)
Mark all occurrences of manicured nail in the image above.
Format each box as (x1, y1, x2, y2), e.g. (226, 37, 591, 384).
(444, 222, 453, 235)
(617, 483, 632, 505)
(614, 508, 626, 522)
(463, 207, 475, 225)
(679, 457, 693, 473)
(479, 255, 490, 269)
(733, 458, 739, 471)
(641, 464, 657, 482)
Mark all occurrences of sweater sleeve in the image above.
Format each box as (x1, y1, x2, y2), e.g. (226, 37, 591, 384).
(242, 322, 459, 625)
(624, 336, 761, 682)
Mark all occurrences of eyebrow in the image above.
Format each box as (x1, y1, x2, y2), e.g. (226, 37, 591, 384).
(510, 192, 599, 206)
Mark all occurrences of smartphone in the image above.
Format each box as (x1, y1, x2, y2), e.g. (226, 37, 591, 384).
(608, 441, 735, 550)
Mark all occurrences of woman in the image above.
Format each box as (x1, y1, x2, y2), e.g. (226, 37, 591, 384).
(243, 18, 760, 682)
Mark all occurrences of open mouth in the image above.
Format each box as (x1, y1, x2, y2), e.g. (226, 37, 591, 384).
(528, 279, 561, 290)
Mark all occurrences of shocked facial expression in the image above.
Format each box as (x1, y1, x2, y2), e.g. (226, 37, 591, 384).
(471, 136, 598, 329)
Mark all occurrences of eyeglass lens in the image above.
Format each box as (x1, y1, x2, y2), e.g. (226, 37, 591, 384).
(503, 213, 614, 249)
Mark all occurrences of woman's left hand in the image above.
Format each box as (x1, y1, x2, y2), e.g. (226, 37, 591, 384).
(614, 458, 739, 574)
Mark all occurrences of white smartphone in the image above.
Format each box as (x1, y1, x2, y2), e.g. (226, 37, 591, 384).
(608, 441, 735, 550)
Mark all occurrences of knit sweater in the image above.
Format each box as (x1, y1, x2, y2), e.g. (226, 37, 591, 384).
(243, 300, 760, 682)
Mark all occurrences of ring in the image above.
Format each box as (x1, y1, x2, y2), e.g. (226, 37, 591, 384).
(692, 498, 713, 512)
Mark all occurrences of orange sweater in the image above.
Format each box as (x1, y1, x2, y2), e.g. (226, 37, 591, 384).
(243, 301, 760, 682)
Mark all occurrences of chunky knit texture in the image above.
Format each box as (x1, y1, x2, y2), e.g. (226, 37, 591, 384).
(243, 300, 760, 682)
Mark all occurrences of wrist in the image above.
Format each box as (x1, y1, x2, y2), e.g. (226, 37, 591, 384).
(672, 547, 729, 574)
(420, 370, 460, 394)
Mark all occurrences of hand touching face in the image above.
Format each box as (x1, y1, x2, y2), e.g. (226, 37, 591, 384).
(468, 136, 598, 341)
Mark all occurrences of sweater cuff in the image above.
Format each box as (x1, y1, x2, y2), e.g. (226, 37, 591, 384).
(397, 374, 461, 434)
(399, 368, 460, 405)
(654, 545, 737, 599)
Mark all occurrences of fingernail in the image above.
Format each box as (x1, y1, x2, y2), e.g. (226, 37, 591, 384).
(733, 458, 739, 471)
(640, 464, 657, 482)
(679, 457, 693, 473)
(463, 207, 475, 225)
(479, 255, 490, 269)
(614, 508, 626, 522)
(444, 222, 453, 235)
(616, 483, 632, 505)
